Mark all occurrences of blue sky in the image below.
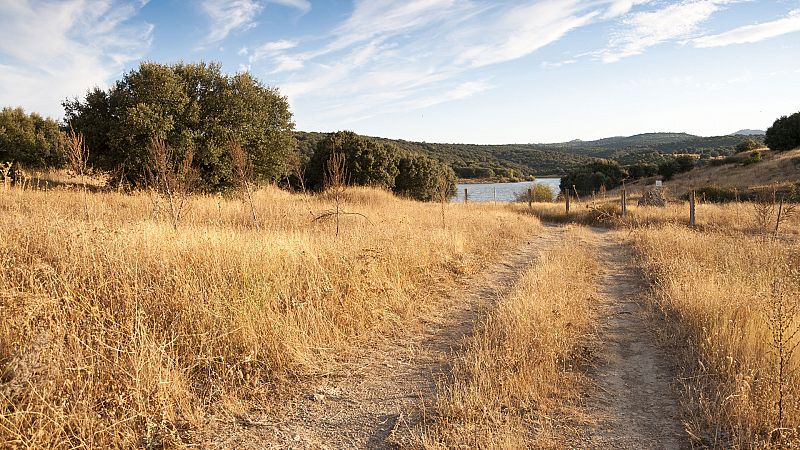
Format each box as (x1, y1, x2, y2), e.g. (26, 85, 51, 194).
(1, 0, 799, 143)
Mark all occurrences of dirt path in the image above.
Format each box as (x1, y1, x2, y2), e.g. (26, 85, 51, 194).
(215, 225, 568, 449)
(574, 227, 687, 449)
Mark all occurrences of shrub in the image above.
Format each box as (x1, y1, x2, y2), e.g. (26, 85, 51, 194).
(742, 151, 761, 166)
(560, 160, 627, 196)
(625, 163, 658, 180)
(686, 186, 738, 203)
(765, 112, 800, 152)
(306, 131, 400, 190)
(0, 107, 66, 169)
(658, 155, 697, 180)
(394, 154, 456, 201)
(736, 137, 762, 153)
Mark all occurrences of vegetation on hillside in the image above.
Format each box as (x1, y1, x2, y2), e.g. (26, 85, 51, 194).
(298, 131, 761, 181)
(765, 111, 800, 152)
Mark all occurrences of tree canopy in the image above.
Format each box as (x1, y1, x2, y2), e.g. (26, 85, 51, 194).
(63, 62, 297, 191)
(765, 112, 800, 152)
(306, 131, 400, 190)
(395, 154, 457, 201)
(0, 107, 65, 169)
(560, 160, 627, 196)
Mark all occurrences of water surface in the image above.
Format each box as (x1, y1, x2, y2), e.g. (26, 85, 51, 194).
(453, 178, 561, 203)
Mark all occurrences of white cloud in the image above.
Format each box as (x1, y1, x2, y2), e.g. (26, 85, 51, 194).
(202, 0, 263, 43)
(598, 0, 730, 63)
(693, 9, 800, 48)
(252, 0, 634, 123)
(268, 0, 311, 14)
(202, 0, 311, 43)
(0, 0, 152, 119)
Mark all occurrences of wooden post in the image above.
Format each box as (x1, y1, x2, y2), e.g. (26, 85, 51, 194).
(689, 191, 696, 227)
(464, 188, 468, 204)
(527, 187, 532, 209)
(493, 186, 497, 203)
(775, 196, 784, 234)
(621, 188, 627, 218)
(565, 191, 571, 215)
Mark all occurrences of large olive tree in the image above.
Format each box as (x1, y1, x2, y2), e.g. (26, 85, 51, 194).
(63, 62, 297, 191)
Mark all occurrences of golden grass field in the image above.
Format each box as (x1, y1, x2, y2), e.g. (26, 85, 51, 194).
(0, 185, 538, 448)
(417, 227, 598, 449)
(2, 178, 799, 448)
(634, 226, 800, 447)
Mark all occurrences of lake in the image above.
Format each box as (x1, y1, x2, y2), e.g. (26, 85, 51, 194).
(453, 178, 561, 203)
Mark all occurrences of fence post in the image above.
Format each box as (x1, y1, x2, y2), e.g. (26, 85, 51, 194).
(528, 188, 532, 209)
(565, 191, 571, 215)
(493, 186, 497, 203)
(775, 196, 784, 234)
(621, 188, 627, 218)
(464, 188, 468, 204)
(689, 190, 696, 227)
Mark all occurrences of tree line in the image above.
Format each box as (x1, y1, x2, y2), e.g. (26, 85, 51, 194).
(0, 62, 454, 202)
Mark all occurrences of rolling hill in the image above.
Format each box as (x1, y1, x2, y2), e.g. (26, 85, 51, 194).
(297, 131, 764, 179)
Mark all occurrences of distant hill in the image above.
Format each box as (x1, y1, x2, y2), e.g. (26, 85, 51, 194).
(295, 131, 763, 179)
(732, 129, 765, 136)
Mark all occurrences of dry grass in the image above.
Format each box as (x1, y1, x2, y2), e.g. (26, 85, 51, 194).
(416, 227, 599, 449)
(623, 148, 800, 198)
(0, 185, 538, 448)
(529, 199, 800, 235)
(633, 225, 800, 447)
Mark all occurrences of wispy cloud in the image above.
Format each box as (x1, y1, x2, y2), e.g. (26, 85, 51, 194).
(252, 0, 638, 123)
(0, 0, 152, 118)
(597, 0, 730, 63)
(202, 0, 263, 43)
(693, 9, 800, 48)
(202, 0, 311, 43)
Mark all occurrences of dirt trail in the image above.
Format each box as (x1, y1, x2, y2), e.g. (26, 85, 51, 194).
(574, 227, 687, 449)
(216, 225, 568, 449)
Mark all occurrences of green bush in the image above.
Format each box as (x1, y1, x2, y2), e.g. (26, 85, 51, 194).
(560, 160, 627, 196)
(687, 186, 738, 203)
(735, 137, 762, 152)
(658, 155, 697, 180)
(742, 151, 762, 165)
(0, 107, 66, 169)
(306, 131, 400, 190)
(765, 112, 800, 152)
(394, 154, 456, 201)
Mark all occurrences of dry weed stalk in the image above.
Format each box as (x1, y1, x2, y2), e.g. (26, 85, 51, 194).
(146, 134, 197, 230)
(1, 161, 11, 191)
(66, 128, 90, 219)
(765, 277, 800, 436)
(313, 152, 368, 236)
(229, 140, 260, 231)
(436, 173, 451, 229)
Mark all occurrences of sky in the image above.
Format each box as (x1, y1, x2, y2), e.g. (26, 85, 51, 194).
(1, 0, 799, 144)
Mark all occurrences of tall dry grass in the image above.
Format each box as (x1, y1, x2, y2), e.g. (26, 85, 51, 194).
(0, 185, 539, 448)
(417, 227, 598, 449)
(529, 199, 800, 234)
(634, 226, 800, 447)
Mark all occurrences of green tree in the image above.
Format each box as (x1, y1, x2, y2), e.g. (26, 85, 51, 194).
(306, 131, 400, 190)
(63, 61, 297, 191)
(394, 154, 456, 201)
(0, 107, 66, 169)
(658, 155, 696, 180)
(735, 137, 762, 153)
(560, 160, 627, 196)
(765, 112, 800, 152)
